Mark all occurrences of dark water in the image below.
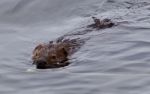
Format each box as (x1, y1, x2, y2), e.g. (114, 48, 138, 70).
(1, 0, 150, 94)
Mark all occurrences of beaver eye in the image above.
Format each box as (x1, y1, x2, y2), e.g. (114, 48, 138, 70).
(33, 53, 38, 57)
(35, 53, 38, 56)
(52, 55, 56, 59)
(36, 52, 40, 57)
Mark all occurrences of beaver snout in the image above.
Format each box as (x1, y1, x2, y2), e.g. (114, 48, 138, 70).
(34, 60, 47, 69)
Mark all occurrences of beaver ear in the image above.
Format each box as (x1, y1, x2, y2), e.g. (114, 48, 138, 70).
(61, 48, 68, 57)
(34, 44, 43, 50)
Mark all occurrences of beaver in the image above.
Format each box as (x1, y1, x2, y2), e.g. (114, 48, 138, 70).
(32, 17, 115, 69)
(32, 38, 85, 69)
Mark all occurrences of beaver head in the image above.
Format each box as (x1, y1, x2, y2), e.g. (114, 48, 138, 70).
(32, 43, 69, 69)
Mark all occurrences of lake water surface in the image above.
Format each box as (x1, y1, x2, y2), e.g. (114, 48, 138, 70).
(1, 0, 150, 94)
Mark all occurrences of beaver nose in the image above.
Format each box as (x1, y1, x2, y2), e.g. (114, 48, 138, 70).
(108, 22, 114, 27)
(35, 60, 47, 69)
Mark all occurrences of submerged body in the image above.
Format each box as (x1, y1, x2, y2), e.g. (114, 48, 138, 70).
(32, 17, 115, 69)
